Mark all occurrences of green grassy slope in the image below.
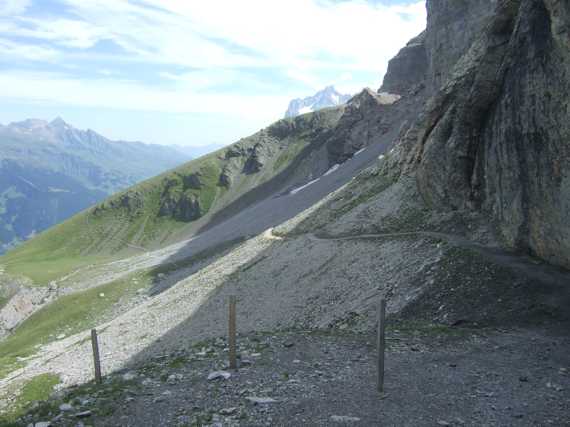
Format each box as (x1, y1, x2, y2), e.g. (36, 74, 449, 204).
(0, 108, 344, 284)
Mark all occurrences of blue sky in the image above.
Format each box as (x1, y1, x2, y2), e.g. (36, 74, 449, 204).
(0, 0, 426, 147)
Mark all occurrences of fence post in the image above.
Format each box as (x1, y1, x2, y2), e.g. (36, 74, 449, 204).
(377, 298, 386, 393)
(91, 329, 102, 384)
(228, 295, 237, 370)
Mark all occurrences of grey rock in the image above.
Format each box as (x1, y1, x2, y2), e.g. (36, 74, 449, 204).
(325, 88, 399, 164)
(546, 382, 564, 391)
(219, 407, 238, 415)
(207, 371, 231, 381)
(122, 371, 137, 381)
(380, 31, 428, 96)
(58, 403, 73, 412)
(167, 373, 183, 384)
(158, 179, 202, 222)
(388, 0, 570, 270)
(74, 410, 92, 418)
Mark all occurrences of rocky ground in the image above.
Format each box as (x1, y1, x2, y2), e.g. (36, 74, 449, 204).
(2, 171, 569, 420)
(11, 323, 570, 426)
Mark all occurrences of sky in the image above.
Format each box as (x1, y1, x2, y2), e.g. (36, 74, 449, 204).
(0, 0, 426, 147)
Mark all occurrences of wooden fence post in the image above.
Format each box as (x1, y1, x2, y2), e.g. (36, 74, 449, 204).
(91, 329, 102, 384)
(377, 298, 386, 393)
(228, 295, 237, 370)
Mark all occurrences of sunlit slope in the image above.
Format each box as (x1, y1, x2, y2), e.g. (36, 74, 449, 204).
(1, 108, 344, 283)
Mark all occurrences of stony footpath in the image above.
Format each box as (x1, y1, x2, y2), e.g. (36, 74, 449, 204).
(9, 323, 570, 427)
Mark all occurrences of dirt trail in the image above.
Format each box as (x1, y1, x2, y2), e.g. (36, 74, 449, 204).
(307, 230, 570, 289)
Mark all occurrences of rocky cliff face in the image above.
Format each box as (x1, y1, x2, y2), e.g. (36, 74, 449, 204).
(380, 32, 428, 96)
(383, 0, 570, 269)
(326, 89, 402, 164)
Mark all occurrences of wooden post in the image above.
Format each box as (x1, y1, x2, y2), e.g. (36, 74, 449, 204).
(91, 329, 102, 384)
(228, 295, 237, 370)
(377, 298, 386, 393)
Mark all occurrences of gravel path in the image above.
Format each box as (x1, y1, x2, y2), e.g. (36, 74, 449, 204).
(15, 325, 570, 426)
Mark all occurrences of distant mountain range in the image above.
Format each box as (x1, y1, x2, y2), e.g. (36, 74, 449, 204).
(284, 86, 352, 118)
(0, 117, 195, 253)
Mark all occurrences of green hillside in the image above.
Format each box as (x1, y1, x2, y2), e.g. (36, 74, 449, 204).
(0, 108, 344, 284)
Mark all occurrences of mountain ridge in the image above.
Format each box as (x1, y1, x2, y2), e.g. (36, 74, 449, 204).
(0, 117, 194, 254)
(284, 85, 352, 118)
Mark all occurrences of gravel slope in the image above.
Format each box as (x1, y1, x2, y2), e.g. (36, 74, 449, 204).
(13, 326, 570, 426)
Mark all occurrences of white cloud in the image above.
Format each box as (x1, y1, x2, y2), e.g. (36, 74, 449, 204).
(0, 70, 290, 122)
(0, 38, 58, 60)
(0, 0, 31, 16)
(12, 17, 110, 48)
(52, 0, 426, 78)
(0, 0, 427, 122)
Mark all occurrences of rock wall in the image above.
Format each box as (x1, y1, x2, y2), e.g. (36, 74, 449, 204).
(326, 89, 401, 164)
(380, 32, 428, 95)
(383, 0, 570, 268)
(425, 0, 495, 92)
(0, 282, 57, 339)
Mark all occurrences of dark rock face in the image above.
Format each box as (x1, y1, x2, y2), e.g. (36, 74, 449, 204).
(380, 32, 428, 95)
(218, 167, 233, 188)
(242, 144, 265, 175)
(157, 177, 202, 222)
(326, 89, 400, 164)
(159, 192, 201, 222)
(183, 173, 202, 190)
(425, 0, 495, 93)
(107, 192, 144, 213)
(476, 0, 570, 266)
(389, 0, 570, 268)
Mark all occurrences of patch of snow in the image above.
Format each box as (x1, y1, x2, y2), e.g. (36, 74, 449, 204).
(353, 147, 366, 156)
(48, 187, 71, 193)
(246, 396, 278, 404)
(378, 154, 385, 160)
(323, 164, 340, 177)
(331, 415, 361, 423)
(290, 178, 320, 195)
(16, 175, 40, 191)
(299, 106, 314, 115)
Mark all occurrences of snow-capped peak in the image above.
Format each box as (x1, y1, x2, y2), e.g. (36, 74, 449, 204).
(284, 86, 352, 118)
(50, 116, 70, 129)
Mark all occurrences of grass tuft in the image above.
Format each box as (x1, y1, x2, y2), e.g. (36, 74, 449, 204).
(0, 373, 60, 424)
